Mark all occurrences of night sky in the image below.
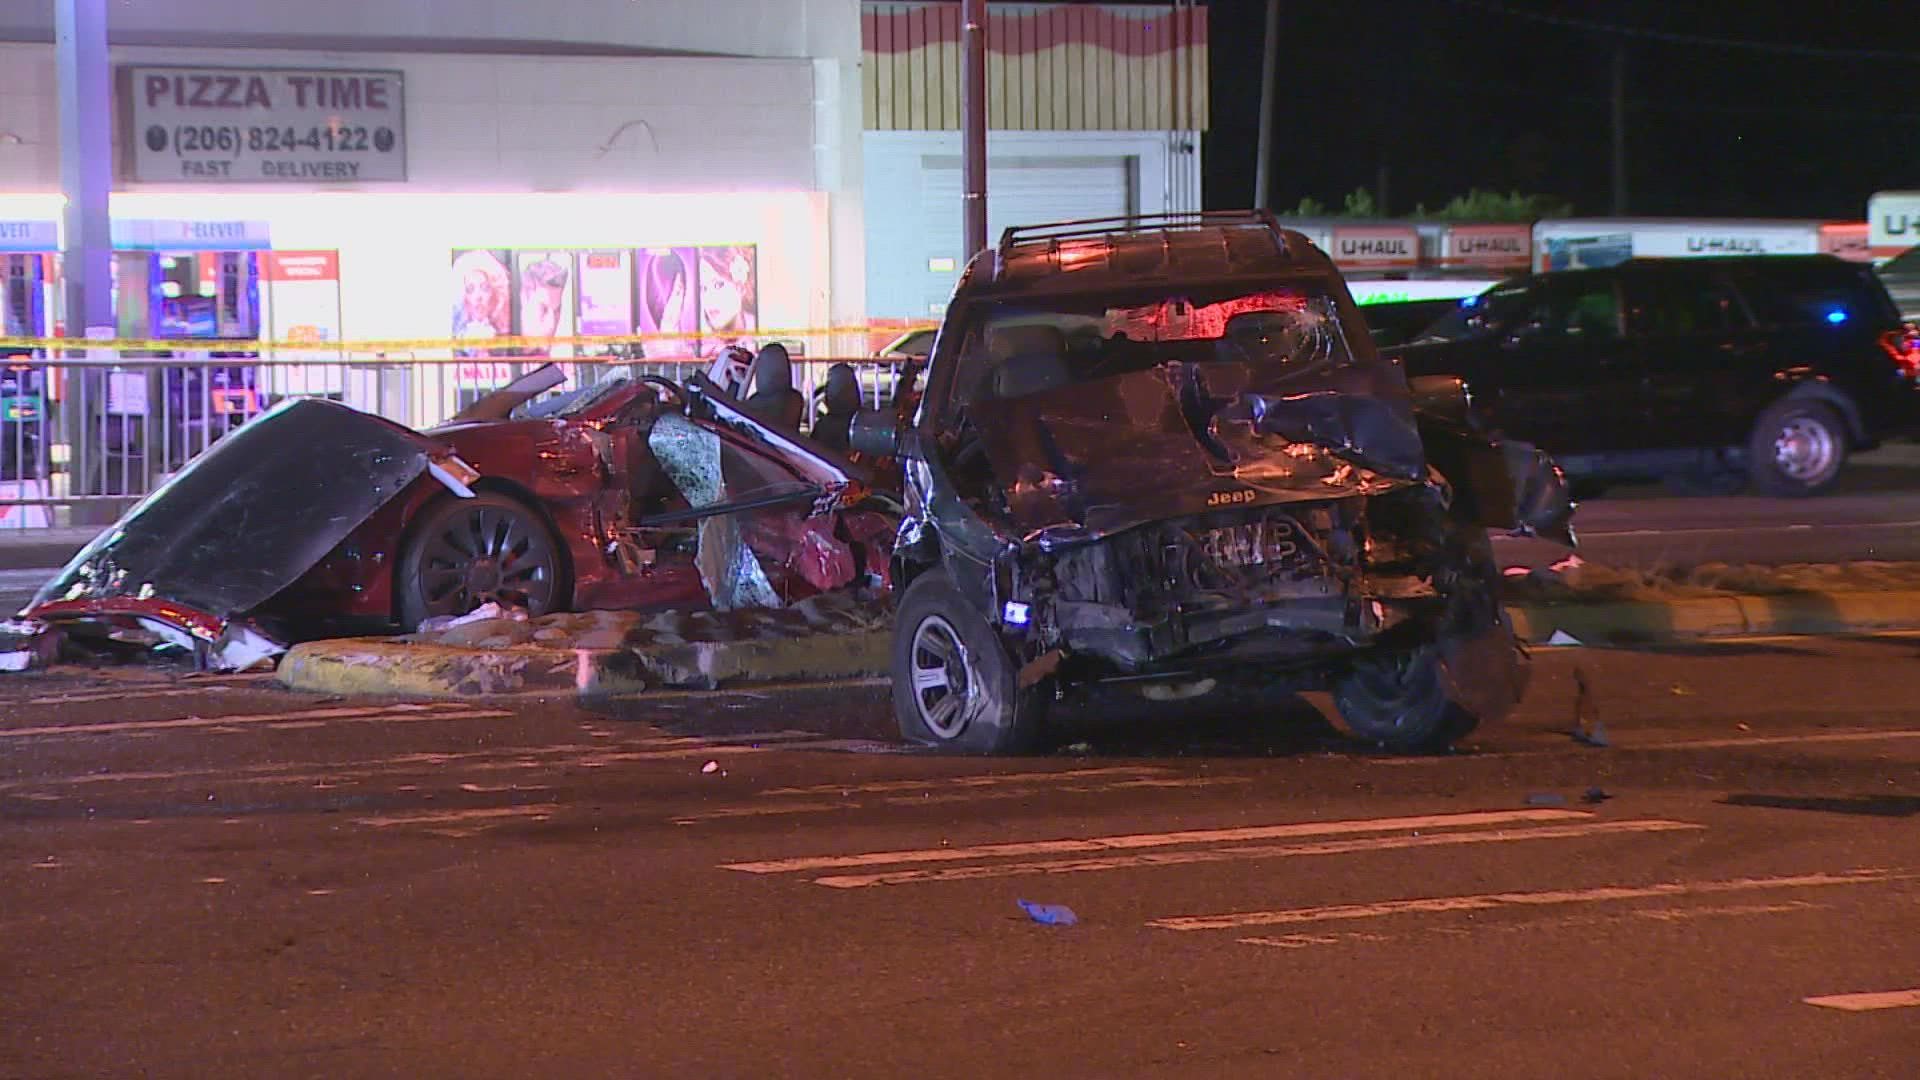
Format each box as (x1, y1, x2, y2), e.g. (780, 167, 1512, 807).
(1200, 0, 1918, 219)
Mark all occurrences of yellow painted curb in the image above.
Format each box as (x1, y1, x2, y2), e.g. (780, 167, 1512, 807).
(1505, 589, 1920, 644)
(277, 588, 1920, 699)
(276, 639, 646, 700)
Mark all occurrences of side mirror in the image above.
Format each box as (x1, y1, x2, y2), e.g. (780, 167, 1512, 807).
(1408, 374, 1475, 428)
(848, 408, 900, 458)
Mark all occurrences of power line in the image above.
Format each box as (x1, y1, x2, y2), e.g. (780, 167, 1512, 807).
(1439, 0, 1920, 61)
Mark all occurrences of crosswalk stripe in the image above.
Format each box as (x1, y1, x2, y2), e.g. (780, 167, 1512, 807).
(812, 819, 1702, 889)
(1804, 989, 1920, 1012)
(722, 808, 1593, 875)
(1149, 868, 1907, 932)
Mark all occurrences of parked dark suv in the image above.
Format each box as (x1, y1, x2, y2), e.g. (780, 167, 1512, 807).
(851, 211, 1573, 754)
(1393, 256, 1920, 496)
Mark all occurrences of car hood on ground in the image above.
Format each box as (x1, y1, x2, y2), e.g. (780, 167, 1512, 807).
(23, 399, 438, 638)
(967, 362, 1426, 546)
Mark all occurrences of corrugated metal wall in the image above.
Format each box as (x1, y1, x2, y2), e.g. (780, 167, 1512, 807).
(862, 2, 1208, 131)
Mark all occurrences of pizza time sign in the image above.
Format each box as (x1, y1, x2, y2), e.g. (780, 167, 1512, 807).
(122, 65, 407, 183)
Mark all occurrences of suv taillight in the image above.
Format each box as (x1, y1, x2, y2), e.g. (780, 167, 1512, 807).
(1881, 324, 1920, 379)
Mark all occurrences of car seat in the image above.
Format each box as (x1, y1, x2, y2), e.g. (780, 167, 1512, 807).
(813, 362, 863, 451)
(988, 325, 1072, 399)
(742, 343, 806, 431)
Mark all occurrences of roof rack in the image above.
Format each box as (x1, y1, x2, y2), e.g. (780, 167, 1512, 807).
(997, 210, 1288, 257)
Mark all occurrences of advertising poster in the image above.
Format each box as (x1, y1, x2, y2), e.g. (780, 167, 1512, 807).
(576, 250, 634, 337)
(513, 249, 576, 359)
(263, 250, 345, 398)
(635, 247, 698, 359)
(696, 244, 758, 358)
(450, 248, 514, 387)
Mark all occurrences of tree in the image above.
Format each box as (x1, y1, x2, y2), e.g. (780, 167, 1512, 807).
(1412, 189, 1575, 222)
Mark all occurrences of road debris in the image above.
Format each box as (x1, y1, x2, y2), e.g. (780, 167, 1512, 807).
(1571, 666, 1609, 746)
(701, 761, 720, 774)
(1017, 899, 1079, 927)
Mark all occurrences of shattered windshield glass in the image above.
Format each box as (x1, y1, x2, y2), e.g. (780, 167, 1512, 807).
(952, 280, 1427, 541)
(956, 281, 1364, 406)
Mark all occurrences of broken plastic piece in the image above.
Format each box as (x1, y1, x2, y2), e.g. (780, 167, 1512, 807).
(419, 602, 528, 634)
(1017, 899, 1079, 926)
(427, 456, 480, 499)
(1545, 630, 1582, 646)
(700, 761, 720, 774)
(207, 622, 285, 673)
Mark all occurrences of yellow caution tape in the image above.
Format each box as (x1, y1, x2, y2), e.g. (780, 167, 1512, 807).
(0, 323, 939, 354)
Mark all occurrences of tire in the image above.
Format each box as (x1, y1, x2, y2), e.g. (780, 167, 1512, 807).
(1747, 399, 1847, 497)
(396, 492, 570, 629)
(891, 570, 1048, 754)
(1332, 646, 1475, 753)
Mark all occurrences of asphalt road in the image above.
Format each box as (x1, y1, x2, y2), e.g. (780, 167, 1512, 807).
(5, 637, 1919, 1077)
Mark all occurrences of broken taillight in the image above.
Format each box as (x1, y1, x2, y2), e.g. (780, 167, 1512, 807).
(1881, 324, 1920, 379)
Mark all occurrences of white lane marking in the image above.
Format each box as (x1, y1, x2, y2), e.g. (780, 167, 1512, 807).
(1653, 730, 1920, 752)
(1370, 728, 1920, 765)
(1578, 519, 1920, 538)
(899, 777, 1250, 805)
(1238, 900, 1822, 951)
(21, 687, 229, 705)
(721, 808, 1593, 875)
(813, 819, 1701, 889)
(0, 732, 804, 794)
(353, 804, 560, 828)
(1150, 868, 1908, 932)
(674, 802, 852, 824)
(1804, 989, 1920, 1012)
(672, 776, 1247, 825)
(759, 766, 1172, 797)
(0, 702, 505, 738)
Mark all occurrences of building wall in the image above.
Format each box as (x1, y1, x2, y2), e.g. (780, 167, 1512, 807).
(863, 2, 1208, 131)
(0, 0, 857, 61)
(0, 43, 820, 195)
(0, 0, 871, 348)
(863, 129, 1202, 319)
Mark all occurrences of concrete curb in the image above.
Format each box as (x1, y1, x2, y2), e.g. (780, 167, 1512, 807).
(276, 627, 893, 700)
(277, 589, 1920, 700)
(1506, 589, 1920, 644)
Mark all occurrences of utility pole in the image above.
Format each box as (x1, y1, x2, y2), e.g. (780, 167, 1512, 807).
(1610, 42, 1628, 215)
(960, 0, 988, 261)
(1253, 0, 1280, 209)
(56, 0, 113, 337)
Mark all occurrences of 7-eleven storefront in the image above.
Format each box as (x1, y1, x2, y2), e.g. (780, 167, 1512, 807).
(0, 190, 832, 428)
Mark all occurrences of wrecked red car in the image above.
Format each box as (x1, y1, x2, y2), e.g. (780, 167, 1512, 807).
(22, 357, 896, 667)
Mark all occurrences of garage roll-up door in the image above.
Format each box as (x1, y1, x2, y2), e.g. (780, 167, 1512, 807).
(916, 155, 1135, 315)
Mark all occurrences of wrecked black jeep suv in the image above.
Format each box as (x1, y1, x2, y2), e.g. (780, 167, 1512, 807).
(852, 212, 1575, 754)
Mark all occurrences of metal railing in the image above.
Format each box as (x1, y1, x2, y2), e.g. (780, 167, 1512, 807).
(0, 349, 910, 530)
